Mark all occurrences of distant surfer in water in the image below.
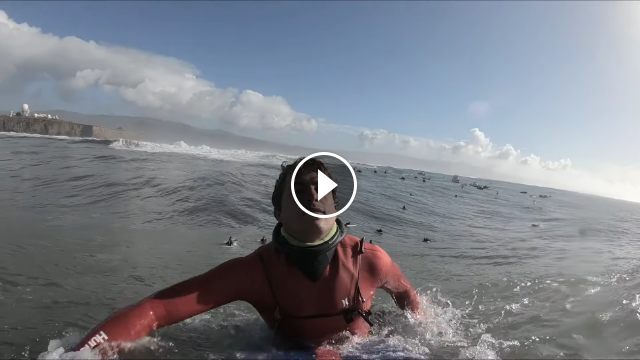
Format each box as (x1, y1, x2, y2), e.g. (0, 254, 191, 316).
(402, 205, 407, 210)
(225, 237, 236, 246)
(259, 236, 267, 245)
(423, 237, 431, 243)
(73, 157, 420, 359)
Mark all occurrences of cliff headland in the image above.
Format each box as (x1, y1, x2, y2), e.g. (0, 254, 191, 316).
(0, 115, 142, 141)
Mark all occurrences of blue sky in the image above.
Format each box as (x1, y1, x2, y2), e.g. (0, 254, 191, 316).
(1, 2, 639, 199)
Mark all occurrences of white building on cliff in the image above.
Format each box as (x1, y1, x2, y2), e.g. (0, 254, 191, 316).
(10, 103, 59, 119)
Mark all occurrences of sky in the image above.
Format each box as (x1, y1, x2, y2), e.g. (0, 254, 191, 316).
(0, 2, 639, 201)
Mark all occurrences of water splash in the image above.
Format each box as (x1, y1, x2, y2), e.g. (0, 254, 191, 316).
(36, 293, 511, 359)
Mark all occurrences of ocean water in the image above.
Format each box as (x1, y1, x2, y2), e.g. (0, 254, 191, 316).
(2, 132, 640, 359)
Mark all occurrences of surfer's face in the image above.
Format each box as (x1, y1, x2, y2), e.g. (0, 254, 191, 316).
(276, 172, 337, 243)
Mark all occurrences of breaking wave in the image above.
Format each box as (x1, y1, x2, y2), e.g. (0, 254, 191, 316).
(110, 139, 296, 164)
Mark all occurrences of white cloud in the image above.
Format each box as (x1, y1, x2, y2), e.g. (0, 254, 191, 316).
(519, 154, 572, 171)
(358, 129, 392, 148)
(468, 100, 492, 119)
(358, 129, 430, 150)
(0, 11, 317, 133)
(356, 127, 572, 173)
(493, 144, 519, 161)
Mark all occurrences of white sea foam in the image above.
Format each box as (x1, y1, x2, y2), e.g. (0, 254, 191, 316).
(109, 139, 385, 170)
(0, 131, 82, 141)
(36, 293, 507, 359)
(109, 139, 297, 165)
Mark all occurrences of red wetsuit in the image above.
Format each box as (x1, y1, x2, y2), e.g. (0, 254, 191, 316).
(73, 234, 420, 357)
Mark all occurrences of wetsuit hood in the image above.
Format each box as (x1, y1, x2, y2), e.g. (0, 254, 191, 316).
(272, 218, 347, 283)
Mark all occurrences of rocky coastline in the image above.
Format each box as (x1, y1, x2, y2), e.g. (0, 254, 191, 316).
(0, 115, 142, 141)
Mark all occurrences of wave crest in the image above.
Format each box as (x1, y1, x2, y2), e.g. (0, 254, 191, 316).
(110, 139, 297, 164)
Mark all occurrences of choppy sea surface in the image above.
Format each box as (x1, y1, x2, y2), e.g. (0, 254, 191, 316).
(2, 132, 640, 359)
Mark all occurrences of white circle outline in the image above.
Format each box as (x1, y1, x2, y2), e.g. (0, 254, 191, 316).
(290, 152, 358, 219)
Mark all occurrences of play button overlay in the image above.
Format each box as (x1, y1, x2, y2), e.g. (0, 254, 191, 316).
(317, 169, 338, 201)
(291, 151, 358, 219)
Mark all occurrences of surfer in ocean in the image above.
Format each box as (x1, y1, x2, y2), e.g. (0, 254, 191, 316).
(72, 157, 421, 359)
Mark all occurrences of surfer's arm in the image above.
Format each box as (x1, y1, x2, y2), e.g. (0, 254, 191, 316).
(73, 254, 260, 352)
(374, 247, 421, 313)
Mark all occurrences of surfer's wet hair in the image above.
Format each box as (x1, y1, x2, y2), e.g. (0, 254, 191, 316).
(272, 157, 339, 217)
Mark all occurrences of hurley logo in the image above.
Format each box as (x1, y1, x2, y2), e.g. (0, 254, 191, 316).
(79, 331, 109, 351)
(341, 297, 349, 308)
